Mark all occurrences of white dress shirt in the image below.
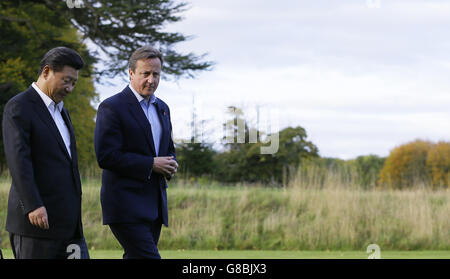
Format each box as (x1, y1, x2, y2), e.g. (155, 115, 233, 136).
(129, 84, 162, 156)
(32, 82, 71, 158)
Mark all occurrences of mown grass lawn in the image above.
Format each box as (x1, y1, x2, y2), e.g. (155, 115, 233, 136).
(2, 249, 449, 259)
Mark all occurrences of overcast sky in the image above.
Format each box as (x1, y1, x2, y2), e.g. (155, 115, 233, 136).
(95, 0, 450, 159)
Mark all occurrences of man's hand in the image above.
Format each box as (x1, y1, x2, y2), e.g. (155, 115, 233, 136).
(153, 156, 178, 178)
(28, 206, 49, 230)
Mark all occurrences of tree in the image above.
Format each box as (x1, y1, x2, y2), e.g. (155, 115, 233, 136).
(176, 141, 217, 179)
(276, 126, 319, 172)
(30, 0, 213, 80)
(378, 139, 433, 189)
(175, 99, 217, 179)
(353, 155, 385, 189)
(217, 106, 319, 185)
(0, 61, 28, 172)
(426, 141, 450, 189)
(222, 106, 249, 152)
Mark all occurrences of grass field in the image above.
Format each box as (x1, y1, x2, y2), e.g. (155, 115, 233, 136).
(2, 249, 449, 259)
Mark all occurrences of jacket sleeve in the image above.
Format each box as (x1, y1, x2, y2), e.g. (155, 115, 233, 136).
(167, 106, 176, 161)
(94, 101, 154, 183)
(165, 105, 177, 181)
(2, 100, 43, 214)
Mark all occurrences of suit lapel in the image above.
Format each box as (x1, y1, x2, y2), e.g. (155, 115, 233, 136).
(29, 88, 72, 160)
(61, 108, 82, 194)
(154, 99, 168, 156)
(123, 87, 157, 156)
(61, 108, 77, 162)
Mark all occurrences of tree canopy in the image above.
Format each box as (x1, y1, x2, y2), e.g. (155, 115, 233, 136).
(378, 139, 449, 189)
(17, 0, 213, 80)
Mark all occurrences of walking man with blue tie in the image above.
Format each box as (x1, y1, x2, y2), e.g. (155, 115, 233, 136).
(95, 46, 178, 259)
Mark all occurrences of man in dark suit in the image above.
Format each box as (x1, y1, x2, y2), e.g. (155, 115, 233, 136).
(2, 47, 89, 259)
(95, 46, 178, 259)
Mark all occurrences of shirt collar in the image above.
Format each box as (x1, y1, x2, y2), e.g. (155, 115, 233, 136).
(129, 84, 157, 105)
(32, 82, 64, 112)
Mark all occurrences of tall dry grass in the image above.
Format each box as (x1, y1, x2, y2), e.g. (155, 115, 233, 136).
(162, 176, 449, 251)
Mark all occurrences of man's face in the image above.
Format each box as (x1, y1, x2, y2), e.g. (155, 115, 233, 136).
(129, 58, 161, 98)
(45, 65, 79, 104)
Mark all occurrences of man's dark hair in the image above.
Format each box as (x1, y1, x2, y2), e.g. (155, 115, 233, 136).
(129, 46, 163, 72)
(38, 47, 85, 76)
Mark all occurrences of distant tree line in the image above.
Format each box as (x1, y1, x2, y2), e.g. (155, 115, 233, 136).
(175, 106, 385, 188)
(176, 107, 449, 190)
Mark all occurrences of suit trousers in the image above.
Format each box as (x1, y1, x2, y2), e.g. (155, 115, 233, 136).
(9, 233, 89, 259)
(109, 220, 162, 259)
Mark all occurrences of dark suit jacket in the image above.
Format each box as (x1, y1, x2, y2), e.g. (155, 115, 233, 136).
(94, 86, 176, 227)
(2, 86, 83, 239)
